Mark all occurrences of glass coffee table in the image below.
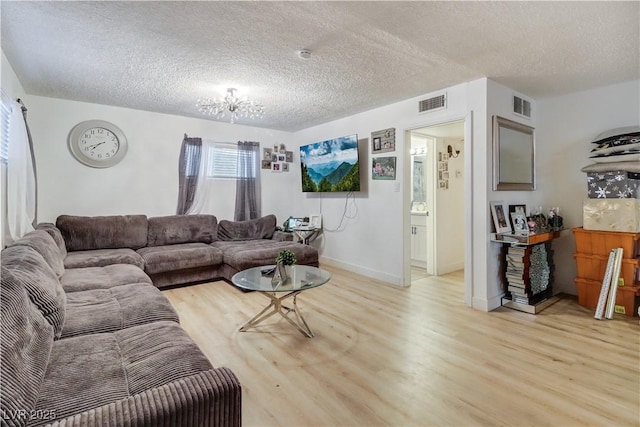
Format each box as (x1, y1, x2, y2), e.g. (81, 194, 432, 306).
(232, 265, 331, 338)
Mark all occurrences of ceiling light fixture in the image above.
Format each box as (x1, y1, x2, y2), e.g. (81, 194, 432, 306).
(196, 88, 264, 124)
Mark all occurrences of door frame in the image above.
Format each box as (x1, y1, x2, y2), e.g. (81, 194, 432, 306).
(402, 112, 473, 307)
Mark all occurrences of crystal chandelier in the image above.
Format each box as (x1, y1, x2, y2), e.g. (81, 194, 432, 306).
(196, 88, 265, 124)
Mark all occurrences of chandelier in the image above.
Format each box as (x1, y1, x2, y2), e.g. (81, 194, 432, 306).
(196, 88, 265, 124)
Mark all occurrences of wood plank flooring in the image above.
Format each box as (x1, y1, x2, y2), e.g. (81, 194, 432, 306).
(163, 265, 639, 426)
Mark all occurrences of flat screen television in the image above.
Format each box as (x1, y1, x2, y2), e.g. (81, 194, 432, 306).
(300, 134, 360, 192)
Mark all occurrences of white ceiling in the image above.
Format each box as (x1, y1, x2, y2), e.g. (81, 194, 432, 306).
(2, 1, 638, 132)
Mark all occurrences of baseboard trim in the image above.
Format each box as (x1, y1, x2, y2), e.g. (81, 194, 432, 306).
(319, 256, 404, 287)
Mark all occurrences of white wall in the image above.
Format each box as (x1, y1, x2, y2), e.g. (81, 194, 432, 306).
(537, 80, 640, 294)
(484, 80, 539, 308)
(435, 136, 465, 274)
(25, 96, 294, 224)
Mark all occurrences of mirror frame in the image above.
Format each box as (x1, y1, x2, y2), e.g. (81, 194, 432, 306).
(492, 115, 536, 191)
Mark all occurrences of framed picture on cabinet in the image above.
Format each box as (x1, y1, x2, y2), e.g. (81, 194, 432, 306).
(490, 201, 512, 234)
(511, 212, 528, 235)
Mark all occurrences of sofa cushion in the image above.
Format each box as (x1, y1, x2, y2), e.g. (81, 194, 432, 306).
(1, 267, 54, 427)
(147, 214, 218, 246)
(61, 283, 179, 338)
(212, 240, 319, 271)
(61, 264, 152, 292)
(8, 230, 65, 279)
(137, 243, 224, 275)
(56, 214, 148, 251)
(1, 246, 67, 339)
(63, 248, 145, 270)
(33, 321, 213, 424)
(35, 222, 67, 258)
(217, 214, 276, 241)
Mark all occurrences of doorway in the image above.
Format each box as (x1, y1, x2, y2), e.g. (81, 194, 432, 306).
(407, 120, 465, 284)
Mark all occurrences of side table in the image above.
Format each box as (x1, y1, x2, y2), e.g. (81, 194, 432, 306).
(293, 226, 321, 245)
(492, 230, 564, 314)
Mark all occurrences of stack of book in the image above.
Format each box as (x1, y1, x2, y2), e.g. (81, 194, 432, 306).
(505, 246, 531, 304)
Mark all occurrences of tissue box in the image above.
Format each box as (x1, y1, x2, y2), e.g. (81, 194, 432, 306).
(586, 171, 640, 198)
(583, 199, 640, 232)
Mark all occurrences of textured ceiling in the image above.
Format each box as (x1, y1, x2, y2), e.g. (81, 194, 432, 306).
(2, 1, 638, 132)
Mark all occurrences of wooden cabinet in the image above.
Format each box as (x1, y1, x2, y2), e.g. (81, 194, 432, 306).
(411, 214, 427, 268)
(572, 227, 640, 317)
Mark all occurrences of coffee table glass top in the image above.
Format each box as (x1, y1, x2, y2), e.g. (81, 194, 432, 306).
(232, 265, 331, 292)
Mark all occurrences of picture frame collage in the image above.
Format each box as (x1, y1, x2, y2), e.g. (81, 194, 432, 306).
(371, 127, 397, 180)
(262, 143, 293, 173)
(438, 151, 450, 190)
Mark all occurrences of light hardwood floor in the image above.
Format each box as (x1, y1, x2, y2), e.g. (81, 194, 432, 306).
(163, 265, 639, 426)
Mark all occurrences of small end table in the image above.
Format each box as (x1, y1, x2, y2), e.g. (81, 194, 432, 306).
(292, 226, 321, 245)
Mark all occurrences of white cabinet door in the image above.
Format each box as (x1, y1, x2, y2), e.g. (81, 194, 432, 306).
(411, 214, 428, 267)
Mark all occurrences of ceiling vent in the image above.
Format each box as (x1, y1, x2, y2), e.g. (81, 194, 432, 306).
(513, 95, 532, 118)
(418, 93, 446, 113)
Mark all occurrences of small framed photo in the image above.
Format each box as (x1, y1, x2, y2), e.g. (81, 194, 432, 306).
(279, 143, 286, 154)
(285, 151, 293, 162)
(511, 212, 528, 235)
(310, 214, 322, 228)
(372, 156, 396, 180)
(278, 155, 286, 162)
(261, 160, 271, 169)
(271, 153, 278, 162)
(490, 201, 512, 234)
(509, 204, 526, 217)
(263, 147, 272, 160)
(272, 162, 282, 173)
(282, 162, 289, 172)
(372, 137, 382, 152)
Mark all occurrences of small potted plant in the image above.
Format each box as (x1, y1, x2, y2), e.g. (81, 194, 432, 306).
(276, 249, 297, 266)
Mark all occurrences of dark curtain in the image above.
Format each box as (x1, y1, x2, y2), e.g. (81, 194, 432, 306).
(17, 99, 37, 226)
(234, 141, 261, 221)
(176, 134, 202, 214)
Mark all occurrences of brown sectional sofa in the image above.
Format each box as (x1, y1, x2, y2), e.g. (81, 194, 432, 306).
(55, 213, 319, 288)
(1, 213, 319, 426)
(1, 228, 240, 427)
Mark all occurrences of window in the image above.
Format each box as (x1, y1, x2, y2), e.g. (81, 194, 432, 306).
(207, 143, 240, 179)
(186, 142, 257, 179)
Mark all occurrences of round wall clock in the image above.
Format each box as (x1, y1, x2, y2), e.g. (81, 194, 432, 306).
(68, 120, 128, 168)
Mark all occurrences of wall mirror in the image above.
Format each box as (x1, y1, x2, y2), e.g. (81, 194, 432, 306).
(493, 115, 535, 191)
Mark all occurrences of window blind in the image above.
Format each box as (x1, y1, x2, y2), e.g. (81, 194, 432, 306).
(209, 142, 238, 179)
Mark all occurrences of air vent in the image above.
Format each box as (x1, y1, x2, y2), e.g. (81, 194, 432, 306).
(418, 94, 446, 113)
(513, 95, 532, 118)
